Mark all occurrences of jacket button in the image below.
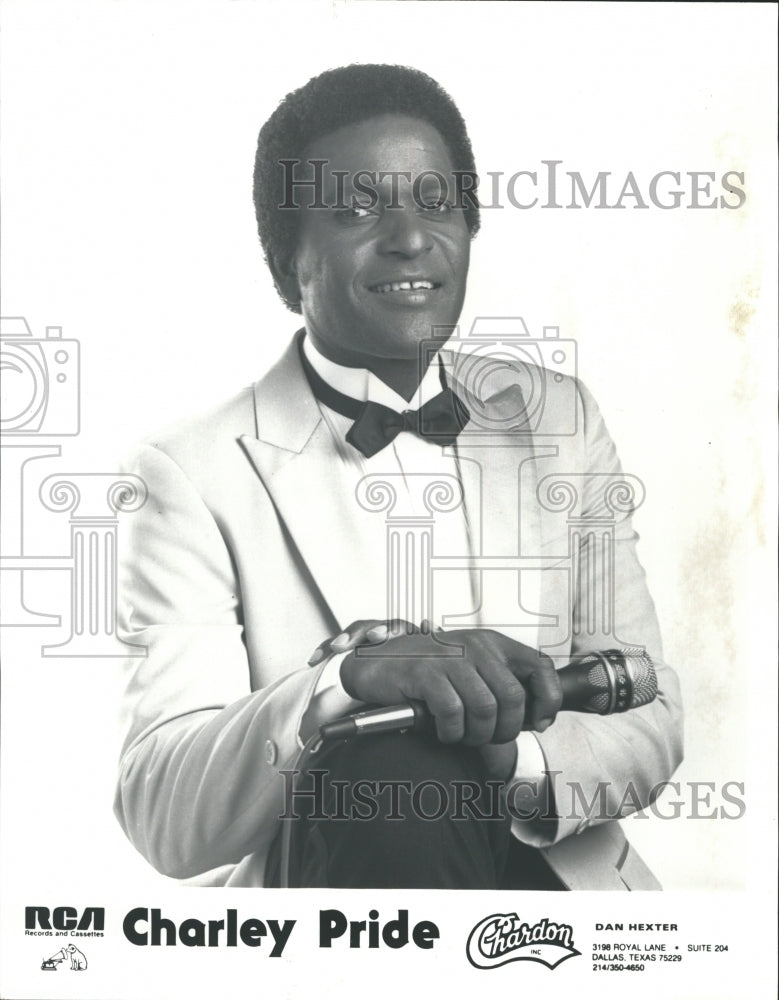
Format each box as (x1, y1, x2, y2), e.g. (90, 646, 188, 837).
(264, 740, 277, 765)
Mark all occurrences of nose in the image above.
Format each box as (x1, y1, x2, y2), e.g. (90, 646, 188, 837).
(375, 208, 433, 258)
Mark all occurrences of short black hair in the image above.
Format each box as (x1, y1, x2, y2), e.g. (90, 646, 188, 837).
(253, 63, 480, 313)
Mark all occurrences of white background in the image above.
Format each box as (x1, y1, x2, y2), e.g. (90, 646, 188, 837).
(1, 2, 776, 998)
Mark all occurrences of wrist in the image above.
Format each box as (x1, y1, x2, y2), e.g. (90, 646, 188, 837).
(339, 650, 360, 700)
(479, 741, 519, 782)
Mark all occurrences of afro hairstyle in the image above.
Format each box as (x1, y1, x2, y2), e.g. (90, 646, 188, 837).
(252, 63, 480, 313)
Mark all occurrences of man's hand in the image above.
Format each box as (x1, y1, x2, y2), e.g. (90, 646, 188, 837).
(336, 625, 562, 746)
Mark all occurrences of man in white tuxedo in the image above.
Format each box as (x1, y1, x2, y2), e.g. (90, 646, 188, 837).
(115, 64, 683, 889)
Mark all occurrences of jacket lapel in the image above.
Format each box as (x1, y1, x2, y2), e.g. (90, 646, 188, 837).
(239, 335, 390, 630)
(239, 334, 562, 641)
(447, 359, 560, 646)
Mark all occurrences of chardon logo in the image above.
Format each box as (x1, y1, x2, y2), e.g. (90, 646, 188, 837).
(466, 913, 581, 970)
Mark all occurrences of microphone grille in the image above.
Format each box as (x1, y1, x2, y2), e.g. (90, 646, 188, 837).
(562, 649, 659, 714)
(622, 649, 658, 708)
(576, 652, 611, 713)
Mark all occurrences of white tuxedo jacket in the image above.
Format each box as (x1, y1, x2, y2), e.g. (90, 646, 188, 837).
(115, 334, 683, 889)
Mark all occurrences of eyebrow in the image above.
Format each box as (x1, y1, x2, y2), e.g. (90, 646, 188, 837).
(328, 169, 457, 209)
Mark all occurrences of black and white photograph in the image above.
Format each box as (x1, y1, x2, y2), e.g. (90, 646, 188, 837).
(0, 2, 776, 998)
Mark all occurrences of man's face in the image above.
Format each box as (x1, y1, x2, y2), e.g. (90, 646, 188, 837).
(288, 114, 470, 371)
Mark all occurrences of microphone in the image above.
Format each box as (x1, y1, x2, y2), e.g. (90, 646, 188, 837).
(319, 701, 430, 741)
(318, 647, 657, 742)
(557, 647, 657, 714)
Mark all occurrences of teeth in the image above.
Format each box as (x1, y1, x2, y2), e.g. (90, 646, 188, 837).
(372, 280, 436, 293)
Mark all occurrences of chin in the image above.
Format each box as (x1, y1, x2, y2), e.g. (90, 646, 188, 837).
(387, 315, 455, 346)
(373, 329, 436, 360)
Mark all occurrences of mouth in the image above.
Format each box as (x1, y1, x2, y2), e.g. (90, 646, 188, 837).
(368, 278, 441, 294)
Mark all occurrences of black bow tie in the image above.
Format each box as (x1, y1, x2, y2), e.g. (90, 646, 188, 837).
(299, 337, 470, 458)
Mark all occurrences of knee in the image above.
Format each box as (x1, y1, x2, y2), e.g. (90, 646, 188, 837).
(322, 730, 486, 787)
(300, 732, 509, 889)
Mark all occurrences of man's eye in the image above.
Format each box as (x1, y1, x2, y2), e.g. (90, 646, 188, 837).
(420, 199, 453, 214)
(336, 203, 376, 221)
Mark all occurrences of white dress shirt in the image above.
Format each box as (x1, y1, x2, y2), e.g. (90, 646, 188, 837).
(300, 335, 549, 843)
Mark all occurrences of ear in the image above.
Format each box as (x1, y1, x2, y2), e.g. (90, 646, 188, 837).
(268, 252, 301, 309)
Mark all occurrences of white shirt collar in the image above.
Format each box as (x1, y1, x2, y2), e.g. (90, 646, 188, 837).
(302, 333, 446, 412)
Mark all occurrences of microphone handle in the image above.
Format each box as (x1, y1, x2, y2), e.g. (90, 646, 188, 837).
(318, 649, 657, 741)
(558, 661, 610, 712)
(320, 701, 428, 741)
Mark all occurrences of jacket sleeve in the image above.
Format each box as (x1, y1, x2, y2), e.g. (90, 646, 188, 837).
(113, 443, 324, 879)
(531, 379, 684, 844)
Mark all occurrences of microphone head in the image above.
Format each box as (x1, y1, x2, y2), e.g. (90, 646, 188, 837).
(572, 653, 611, 714)
(567, 648, 657, 714)
(620, 646, 659, 709)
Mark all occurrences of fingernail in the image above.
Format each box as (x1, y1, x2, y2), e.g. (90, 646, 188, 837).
(307, 648, 325, 666)
(366, 624, 388, 642)
(330, 632, 351, 650)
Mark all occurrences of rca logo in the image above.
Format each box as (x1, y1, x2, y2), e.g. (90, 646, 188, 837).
(25, 906, 104, 932)
(41, 944, 88, 972)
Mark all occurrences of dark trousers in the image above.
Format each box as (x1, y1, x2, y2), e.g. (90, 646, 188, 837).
(268, 730, 565, 890)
